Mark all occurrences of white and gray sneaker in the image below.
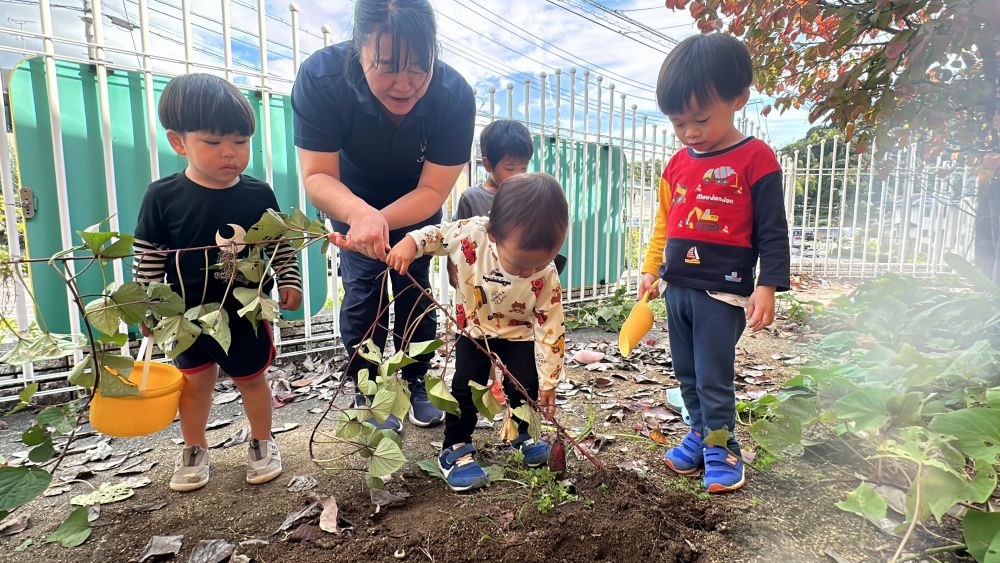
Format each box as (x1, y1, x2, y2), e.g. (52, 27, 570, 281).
(170, 445, 210, 492)
(246, 439, 282, 485)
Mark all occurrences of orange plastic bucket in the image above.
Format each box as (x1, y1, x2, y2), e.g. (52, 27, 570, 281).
(89, 343, 184, 438)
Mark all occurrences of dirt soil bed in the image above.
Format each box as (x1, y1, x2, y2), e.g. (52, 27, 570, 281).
(0, 281, 966, 562)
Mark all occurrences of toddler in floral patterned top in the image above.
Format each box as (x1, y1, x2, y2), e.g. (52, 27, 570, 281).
(387, 173, 568, 491)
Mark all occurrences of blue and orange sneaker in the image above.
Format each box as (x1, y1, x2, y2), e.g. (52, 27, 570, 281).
(703, 445, 745, 493)
(438, 443, 489, 492)
(663, 430, 703, 475)
(511, 433, 551, 468)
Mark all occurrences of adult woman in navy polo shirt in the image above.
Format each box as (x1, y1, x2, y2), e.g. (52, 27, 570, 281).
(292, 0, 474, 430)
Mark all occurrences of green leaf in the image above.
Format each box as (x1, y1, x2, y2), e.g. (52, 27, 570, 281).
(197, 307, 231, 354)
(27, 333, 77, 362)
(818, 331, 860, 353)
(512, 405, 541, 440)
(836, 483, 887, 521)
(469, 381, 504, 420)
(109, 282, 148, 324)
(14, 538, 32, 552)
(369, 389, 395, 424)
(940, 341, 996, 382)
(702, 427, 731, 448)
(145, 283, 184, 317)
(425, 375, 460, 416)
(236, 257, 265, 283)
(37, 406, 73, 434)
(259, 296, 281, 322)
(99, 235, 134, 259)
(415, 458, 443, 478)
(987, 387, 1000, 409)
(356, 339, 382, 364)
(389, 378, 412, 421)
(68, 356, 95, 389)
(70, 482, 134, 506)
(97, 354, 139, 398)
(964, 510, 1000, 563)
(357, 369, 377, 396)
(286, 208, 310, 231)
(916, 464, 997, 523)
(77, 225, 115, 254)
(244, 209, 289, 243)
(378, 351, 415, 378)
(5, 382, 38, 414)
(929, 408, 1000, 463)
(749, 416, 804, 458)
(408, 339, 444, 357)
(22, 425, 47, 446)
(335, 410, 368, 440)
(368, 437, 407, 478)
(233, 287, 260, 308)
(364, 472, 386, 490)
(28, 441, 55, 464)
(829, 386, 894, 432)
(152, 314, 201, 358)
(46, 506, 91, 548)
(0, 466, 52, 511)
(1, 338, 34, 367)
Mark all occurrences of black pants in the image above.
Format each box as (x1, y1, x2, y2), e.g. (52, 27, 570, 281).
(335, 221, 438, 385)
(444, 337, 539, 448)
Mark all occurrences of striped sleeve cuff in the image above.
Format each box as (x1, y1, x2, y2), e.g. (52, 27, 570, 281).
(133, 238, 166, 284)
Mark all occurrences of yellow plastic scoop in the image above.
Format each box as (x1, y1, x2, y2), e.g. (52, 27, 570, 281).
(619, 279, 661, 358)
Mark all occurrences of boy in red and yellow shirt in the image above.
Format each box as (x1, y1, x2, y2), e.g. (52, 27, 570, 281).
(639, 34, 790, 493)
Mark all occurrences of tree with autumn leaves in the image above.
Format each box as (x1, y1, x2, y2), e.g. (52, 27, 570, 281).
(664, 0, 1000, 281)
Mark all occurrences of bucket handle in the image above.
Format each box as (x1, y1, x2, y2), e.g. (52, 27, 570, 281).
(136, 337, 154, 393)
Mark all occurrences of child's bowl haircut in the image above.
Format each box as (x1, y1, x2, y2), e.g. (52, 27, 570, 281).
(656, 33, 753, 115)
(488, 173, 568, 251)
(480, 120, 534, 165)
(158, 73, 255, 135)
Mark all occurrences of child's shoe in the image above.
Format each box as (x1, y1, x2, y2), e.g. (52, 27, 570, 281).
(663, 430, 703, 475)
(170, 445, 210, 492)
(703, 445, 745, 493)
(511, 433, 550, 468)
(246, 439, 282, 485)
(438, 443, 489, 492)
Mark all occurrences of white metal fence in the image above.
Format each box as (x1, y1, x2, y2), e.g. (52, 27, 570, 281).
(0, 1, 977, 398)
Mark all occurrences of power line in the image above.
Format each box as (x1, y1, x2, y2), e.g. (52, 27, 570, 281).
(542, 0, 671, 55)
(579, 0, 681, 46)
(451, 0, 657, 96)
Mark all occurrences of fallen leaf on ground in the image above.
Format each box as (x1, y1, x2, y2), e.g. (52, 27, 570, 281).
(648, 429, 669, 445)
(71, 482, 134, 506)
(115, 459, 157, 475)
(272, 422, 299, 435)
(213, 428, 249, 449)
(370, 488, 411, 509)
(87, 505, 101, 523)
(415, 458, 443, 478)
(318, 496, 341, 534)
(212, 391, 240, 405)
(633, 374, 660, 384)
(133, 500, 168, 513)
(121, 476, 152, 489)
(44, 485, 72, 497)
(594, 376, 614, 388)
(277, 495, 323, 532)
(189, 539, 235, 563)
(137, 535, 183, 562)
(573, 350, 606, 364)
(0, 513, 30, 535)
(90, 454, 129, 472)
(86, 442, 115, 462)
(230, 555, 251, 563)
(287, 524, 323, 542)
(205, 417, 236, 430)
(584, 362, 613, 372)
(308, 407, 325, 415)
(287, 475, 318, 493)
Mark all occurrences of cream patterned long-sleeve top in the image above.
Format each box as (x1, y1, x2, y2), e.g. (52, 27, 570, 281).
(407, 217, 565, 390)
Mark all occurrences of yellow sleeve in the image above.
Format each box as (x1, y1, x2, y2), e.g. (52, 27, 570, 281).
(641, 176, 672, 275)
(532, 268, 565, 391)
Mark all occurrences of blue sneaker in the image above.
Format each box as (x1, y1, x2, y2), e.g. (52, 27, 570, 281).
(663, 430, 703, 475)
(354, 394, 403, 433)
(438, 443, 489, 492)
(407, 376, 445, 427)
(510, 433, 550, 468)
(704, 446, 745, 493)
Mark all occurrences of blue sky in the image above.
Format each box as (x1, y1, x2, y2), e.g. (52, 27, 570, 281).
(0, 0, 812, 146)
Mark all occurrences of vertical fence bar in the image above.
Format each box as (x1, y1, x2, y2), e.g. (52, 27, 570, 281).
(928, 156, 945, 274)
(603, 83, 614, 294)
(488, 86, 496, 120)
(811, 139, 826, 273)
(566, 69, 576, 302)
(822, 137, 838, 275)
(616, 93, 626, 288)
(640, 118, 649, 257)
(786, 152, 797, 256)
(899, 146, 915, 273)
(798, 146, 812, 272)
(322, 25, 331, 47)
(873, 152, 889, 277)
(523, 78, 530, 128)
(834, 140, 851, 277)
(221, 0, 234, 83)
(289, 2, 312, 344)
(848, 148, 863, 277)
(885, 149, 904, 274)
(539, 72, 546, 168)
(90, 1, 128, 349)
(38, 0, 83, 357)
(0, 70, 33, 382)
(181, 0, 194, 73)
(592, 76, 602, 298)
(256, 0, 279, 348)
(139, 0, 159, 181)
(554, 70, 562, 288)
(581, 71, 591, 300)
(628, 103, 637, 290)
(506, 82, 513, 120)
(862, 144, 877, 277)
(913, 153, 929, 274)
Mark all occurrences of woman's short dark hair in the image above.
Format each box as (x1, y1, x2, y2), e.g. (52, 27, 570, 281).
(488, 173, 568, 252)
(352, 0, 438, 73)
(158, 73, 254, 135)
(481, 120, 534, 166)
(656, 33, 753, 115)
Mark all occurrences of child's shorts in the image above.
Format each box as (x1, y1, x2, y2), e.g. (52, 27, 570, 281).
(174, 318, 275, 379)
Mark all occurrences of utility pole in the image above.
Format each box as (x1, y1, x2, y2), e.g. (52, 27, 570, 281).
(82, 0, 97, 61)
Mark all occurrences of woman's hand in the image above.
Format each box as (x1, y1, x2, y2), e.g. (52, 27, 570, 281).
(386, 237, 418, 275)
(327, 205, 391, 260)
